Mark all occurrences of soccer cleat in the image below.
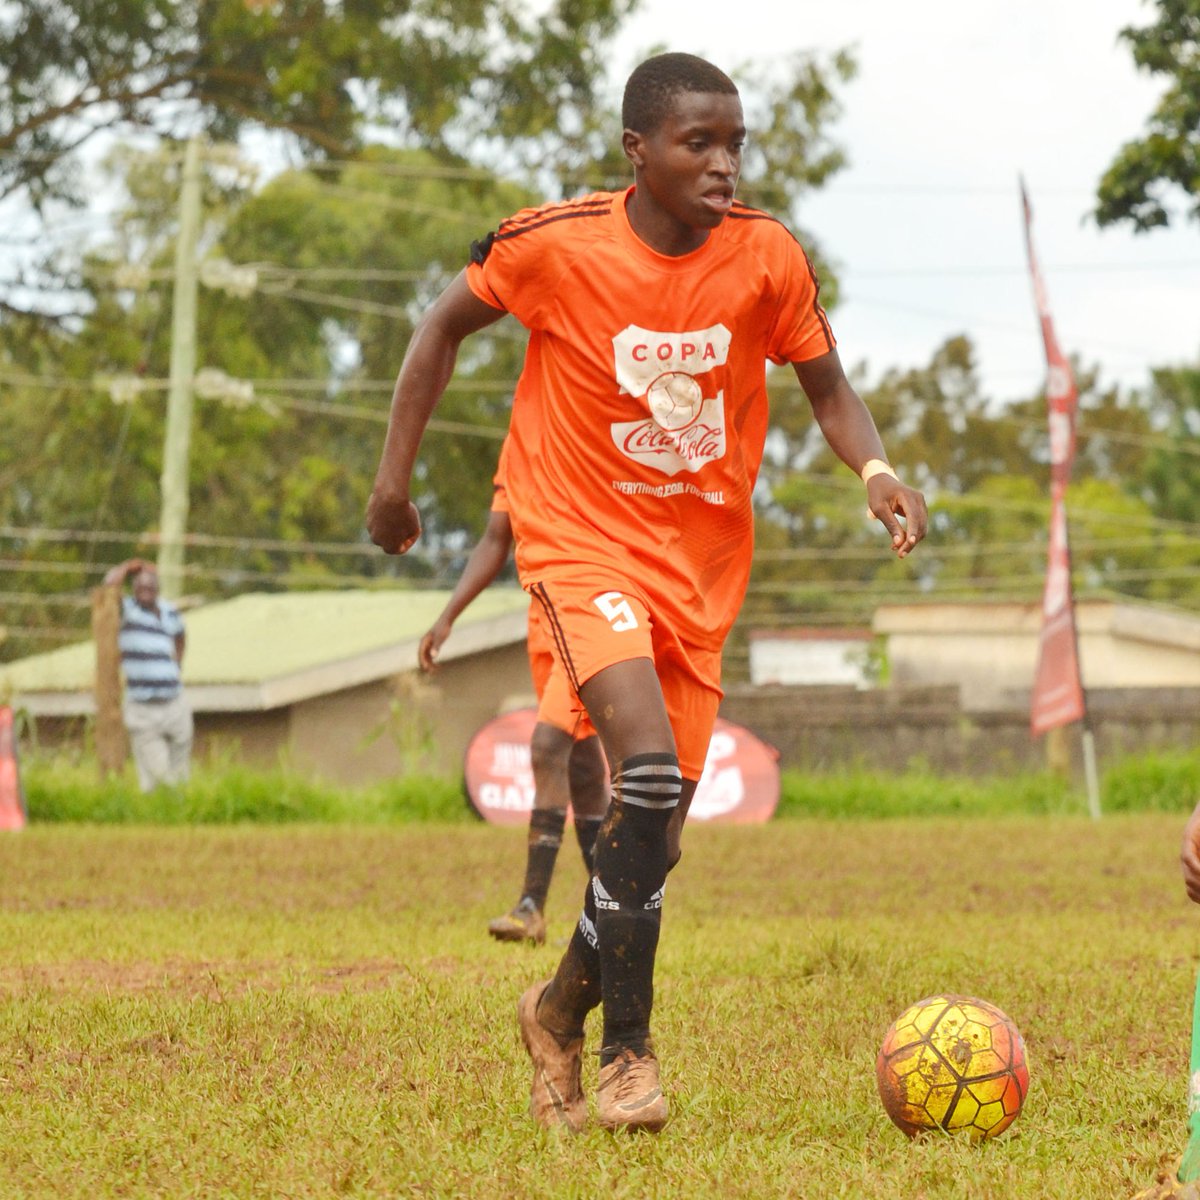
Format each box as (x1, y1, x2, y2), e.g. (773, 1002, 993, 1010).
(517, 981, 586, 1132)
(488, 897, 546, 945)
(595, 1046, 668, 1133)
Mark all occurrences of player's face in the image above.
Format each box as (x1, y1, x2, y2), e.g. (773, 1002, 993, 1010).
(624, 91, 745, 255)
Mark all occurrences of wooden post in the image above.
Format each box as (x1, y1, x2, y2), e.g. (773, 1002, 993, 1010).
(1044, 724, 1070, 778)
(92, 584, 126, 777)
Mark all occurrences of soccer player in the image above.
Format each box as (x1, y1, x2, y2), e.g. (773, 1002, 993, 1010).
(367, 52, 927, 1133)
(418, 445, 608, 945)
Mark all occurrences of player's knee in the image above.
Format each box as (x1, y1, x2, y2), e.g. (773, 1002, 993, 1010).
(530, 721, 573, 776)
(567, 736, 607, 809)
(611, 751, 681, 814)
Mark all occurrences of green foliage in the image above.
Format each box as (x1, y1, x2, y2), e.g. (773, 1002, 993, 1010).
(23, 758, 475, 824)
(776, 767, 1080, 819)
(19, 750, 1200, 825)
(1101, 747, 1200, 812)
(0, 0, 630, 211)
(1094, 0, 1200, 231)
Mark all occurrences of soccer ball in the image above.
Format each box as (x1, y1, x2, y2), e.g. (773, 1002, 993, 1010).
(876, 994, 1029, 1141)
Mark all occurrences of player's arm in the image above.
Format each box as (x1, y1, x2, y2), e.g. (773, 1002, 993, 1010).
(792, 348, 928, 559)
(367, 271, 507, 555)
(418, 509, 514, 672)
(1181, 800, 1200, 903)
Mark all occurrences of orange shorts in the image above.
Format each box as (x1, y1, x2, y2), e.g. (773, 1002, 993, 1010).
(528, 603, 596, 739)
(527, 574, 722, 779)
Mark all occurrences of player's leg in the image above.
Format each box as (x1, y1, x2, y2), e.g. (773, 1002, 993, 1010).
(518, 579, 676, 1132)
(579, 657, 679, 1131)
(489, 719, 574, 945)
(567, 733, 607, 872)
(584, 639, 719, 1126)
(667, 778, 699, 873)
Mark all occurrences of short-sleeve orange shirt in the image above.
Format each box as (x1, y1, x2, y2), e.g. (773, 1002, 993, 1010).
(467, 187, 835, 650)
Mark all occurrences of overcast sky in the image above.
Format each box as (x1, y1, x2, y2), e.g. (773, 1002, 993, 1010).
(603, 0, 1197, 404)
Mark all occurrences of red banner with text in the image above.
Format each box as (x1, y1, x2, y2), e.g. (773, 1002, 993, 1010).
(464, 710, 781, 826)
(1022, 181, 1086, 735)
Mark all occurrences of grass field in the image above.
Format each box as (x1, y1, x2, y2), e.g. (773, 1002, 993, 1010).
(0, 815, 1195, 1198)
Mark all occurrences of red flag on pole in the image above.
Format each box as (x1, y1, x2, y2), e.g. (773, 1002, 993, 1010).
(1021, 179, 1086, 736)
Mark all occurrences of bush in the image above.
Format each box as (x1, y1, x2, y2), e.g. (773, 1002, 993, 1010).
(22, 759, 477, 825)
(16, 748, 1200, 824)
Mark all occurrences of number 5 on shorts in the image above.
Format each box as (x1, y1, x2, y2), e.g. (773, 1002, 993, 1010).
(594, 591, 638, 632)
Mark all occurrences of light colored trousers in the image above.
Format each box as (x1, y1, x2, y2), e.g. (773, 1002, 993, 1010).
(123, 693, 194, 792)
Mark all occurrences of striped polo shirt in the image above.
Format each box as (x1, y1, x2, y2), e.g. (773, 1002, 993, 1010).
(119, 595, 184, 702)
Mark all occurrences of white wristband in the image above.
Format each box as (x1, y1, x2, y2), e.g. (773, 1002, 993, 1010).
(860, 458, 897, 484)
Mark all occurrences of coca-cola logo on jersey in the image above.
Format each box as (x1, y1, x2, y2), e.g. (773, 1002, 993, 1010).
(620, 419, 724, 463)
(610, 322, 730, 477)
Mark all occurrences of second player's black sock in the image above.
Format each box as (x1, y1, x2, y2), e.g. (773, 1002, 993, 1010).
(521, 807, 566, 912)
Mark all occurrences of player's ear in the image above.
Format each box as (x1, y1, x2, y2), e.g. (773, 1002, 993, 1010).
(622, 128, 645, 169)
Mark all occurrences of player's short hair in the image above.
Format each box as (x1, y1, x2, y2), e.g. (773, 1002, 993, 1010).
(622, 53, 739, 135)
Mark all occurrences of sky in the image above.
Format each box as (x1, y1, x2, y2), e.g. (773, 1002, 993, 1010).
(603, 0, 1197, 404)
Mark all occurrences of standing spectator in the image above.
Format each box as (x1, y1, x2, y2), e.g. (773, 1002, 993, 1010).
(103, 559, 193, 792)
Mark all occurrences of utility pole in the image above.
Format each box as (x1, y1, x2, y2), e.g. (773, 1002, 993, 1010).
(157, 137, 203, 600)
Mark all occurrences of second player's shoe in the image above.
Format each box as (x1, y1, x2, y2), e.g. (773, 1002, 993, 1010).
(488, 897, 546, 945)
(517, 980, 587, 1132)
(596, 1046, 668, 1132)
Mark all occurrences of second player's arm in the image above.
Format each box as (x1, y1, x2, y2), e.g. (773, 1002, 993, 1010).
(793, 349, 928, 558)
(418, 509, 515, 671)
(367, 272, 507, 555)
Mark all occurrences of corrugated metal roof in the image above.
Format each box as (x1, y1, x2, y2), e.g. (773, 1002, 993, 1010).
(0, 588, 530, 698)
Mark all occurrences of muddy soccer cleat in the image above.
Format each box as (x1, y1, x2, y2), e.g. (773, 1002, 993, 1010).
(488, 897, 546, 945)
(596, 1046, 668, 1133)
(517, 981, 586, 1132)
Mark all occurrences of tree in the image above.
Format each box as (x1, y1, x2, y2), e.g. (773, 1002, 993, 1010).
(1094, 0, 1200, 231)
(0, 0, 634, 319)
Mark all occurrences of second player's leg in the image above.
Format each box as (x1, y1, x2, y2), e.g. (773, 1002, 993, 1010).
(490, 721, 574, 944)
(567, 733, 607, 872)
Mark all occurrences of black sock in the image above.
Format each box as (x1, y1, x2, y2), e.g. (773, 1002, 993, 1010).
(539, 878, 602, 1045)
(593, 752, 681, 1065)
(521, 807, 565, 912)
(574, 814, 604, 874)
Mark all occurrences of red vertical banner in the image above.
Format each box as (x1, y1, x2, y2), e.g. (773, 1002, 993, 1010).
(1021, 180, 1086, 735)
(0, 705, 27, 831)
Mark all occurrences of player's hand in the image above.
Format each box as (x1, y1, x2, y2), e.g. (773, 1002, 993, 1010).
(418, 618, 452, 673)
(366, 490, 421, 555)
(867, 476, 928, 559)
(1180, 801, 1200, 904)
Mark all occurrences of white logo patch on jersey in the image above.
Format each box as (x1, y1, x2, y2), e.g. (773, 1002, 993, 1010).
(610, 323, 730, 477)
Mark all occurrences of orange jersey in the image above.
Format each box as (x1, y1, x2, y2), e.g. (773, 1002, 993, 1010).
(467, 187, 834, 650)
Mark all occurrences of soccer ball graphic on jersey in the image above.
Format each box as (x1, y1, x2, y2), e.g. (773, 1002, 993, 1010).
(646, 371, 704, 431)
(876, 994, 1029, 1141)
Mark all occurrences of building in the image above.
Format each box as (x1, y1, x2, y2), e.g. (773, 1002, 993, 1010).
(747, 627, 876, 687)
(872, 598, 1200, 709)
(0, 589, 533, 783)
